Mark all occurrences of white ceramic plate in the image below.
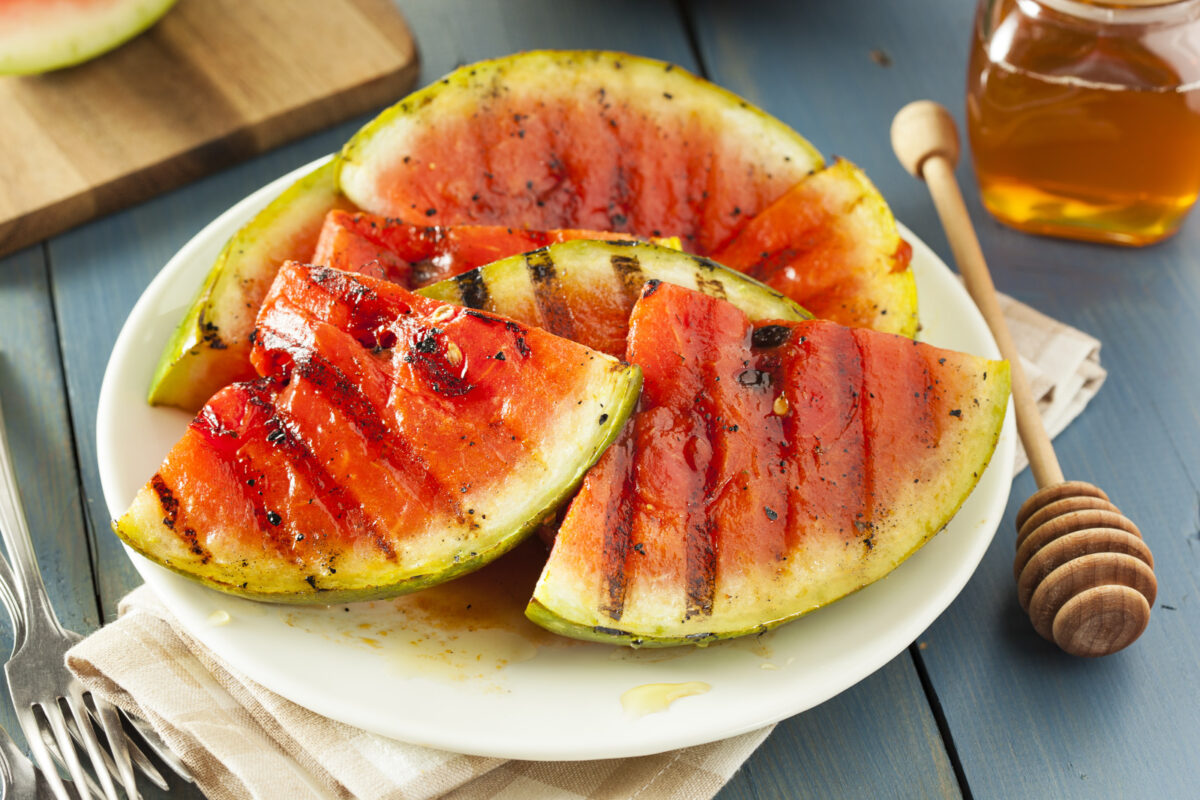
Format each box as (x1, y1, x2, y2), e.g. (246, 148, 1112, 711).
(98, 157, 1015, 761)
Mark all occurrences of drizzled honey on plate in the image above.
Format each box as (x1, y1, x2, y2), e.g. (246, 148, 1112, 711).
(967, 0, 1200, 245)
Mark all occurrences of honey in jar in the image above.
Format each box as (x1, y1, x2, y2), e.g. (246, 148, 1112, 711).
(967, 0, 1200, 245)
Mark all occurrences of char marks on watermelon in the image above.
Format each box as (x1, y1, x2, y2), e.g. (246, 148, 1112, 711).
(311, 209, 638, 288)
(338, 51, 823, 256)
(417, 239, 811, 359)
(117, 262, 641, 603)
(528, 281, 1009, 645)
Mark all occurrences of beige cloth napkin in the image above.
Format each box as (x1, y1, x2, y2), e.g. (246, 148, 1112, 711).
(995, 291, 1106, 476)
(65, 294, 1104, 800)
(68, 589, 769, 800)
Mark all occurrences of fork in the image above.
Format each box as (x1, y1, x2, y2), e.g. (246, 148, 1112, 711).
(0, 718, 61, 800)
(0, 391, 197, 800)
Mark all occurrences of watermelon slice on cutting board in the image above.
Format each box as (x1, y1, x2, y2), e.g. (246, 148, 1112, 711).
(527, 281, 1010, 646)
(0, 0, 178, 75)
(116, 262, 641, 603)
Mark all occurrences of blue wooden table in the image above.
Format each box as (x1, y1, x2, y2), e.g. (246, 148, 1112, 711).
(2, 1, 1197, 797)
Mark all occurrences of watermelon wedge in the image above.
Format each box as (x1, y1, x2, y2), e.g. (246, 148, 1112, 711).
(312, 209, 656, 287)
(711, 160, 919, 337)
(527, 281, 1009, 646)
(417, 239, 811, 357)
(149, 160, 356, 411)
(116, 262, 641, 603)
(0, 0, 177, 75)
(337, 50, 823, 255)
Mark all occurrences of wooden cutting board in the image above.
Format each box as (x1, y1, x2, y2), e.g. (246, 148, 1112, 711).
(0, 0, 419, 258)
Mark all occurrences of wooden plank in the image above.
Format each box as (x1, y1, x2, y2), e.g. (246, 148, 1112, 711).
(690, 0, 1200, 796)
(716, 654, 959, 800)
(0, 0, 418, 257)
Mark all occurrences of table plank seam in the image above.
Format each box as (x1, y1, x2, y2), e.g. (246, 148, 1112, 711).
(41, 240, 109, 632)
(910, 643, 973, 800)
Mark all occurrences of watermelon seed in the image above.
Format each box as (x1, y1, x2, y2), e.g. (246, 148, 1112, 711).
(950, 409, 962, 417)
(764, 507, 778, 521)
(599, 414, 609, 424)
(634, 543, 646, 555)
(266, 511, 282, 526)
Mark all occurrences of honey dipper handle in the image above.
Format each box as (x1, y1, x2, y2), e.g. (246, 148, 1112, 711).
(891, 101, 1063, 488)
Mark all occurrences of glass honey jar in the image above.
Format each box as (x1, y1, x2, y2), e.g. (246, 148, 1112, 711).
(967, 0, 1200, 245)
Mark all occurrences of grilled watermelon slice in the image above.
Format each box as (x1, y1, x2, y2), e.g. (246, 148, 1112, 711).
(527, 281, 1009, 646)
(337, 50, 823, 255)
(312, 209, 653, 287)
(149, 160, 356, 411)
(712, 160, 918, 337)
(418, 239, 811, 357)
(116, 262, 641, 603)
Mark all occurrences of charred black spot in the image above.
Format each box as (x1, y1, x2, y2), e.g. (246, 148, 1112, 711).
(591, 625, 629, 638)
(151, 474, 179, 529)
(454, 270, 490, 309)
(736, 368, 772, 389)
(752, 325, 793, 349)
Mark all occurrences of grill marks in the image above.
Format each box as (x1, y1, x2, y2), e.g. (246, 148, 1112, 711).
(598, 430, 638, 619)
(609, 254, 645, 306)
(587, 286, 879, 626)
(524, 249, 577, 340)
(258, 297, 463, 535)
(772, 323, 870, 549)
(453, 269, 491, 309)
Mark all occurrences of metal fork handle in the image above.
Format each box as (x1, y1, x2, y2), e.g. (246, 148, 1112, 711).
(0, 396, 64, 645)
(0, 550, 24, 645)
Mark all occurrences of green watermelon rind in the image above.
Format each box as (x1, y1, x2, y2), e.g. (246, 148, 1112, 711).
(336, 49, 824, 224)
(417, 239, 813, 328)
(148, 159, 354, 411)
(0, 0, 178, 75)
(526, 351, 1011, 647)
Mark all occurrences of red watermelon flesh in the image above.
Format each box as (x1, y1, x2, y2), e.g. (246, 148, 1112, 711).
(310, 209, 638, 288)
(711, 159, 918, 336)
(527, 281, 1009, 645)
(114, 262, 641, 603)
(337, 52, 821, 257)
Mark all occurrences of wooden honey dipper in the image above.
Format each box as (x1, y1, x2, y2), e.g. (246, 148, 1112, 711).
(890, 100, 1157, 657)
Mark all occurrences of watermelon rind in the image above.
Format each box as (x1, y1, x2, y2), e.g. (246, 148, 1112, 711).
(148, 159, 355, 411)
(0, 0, 178, 75)
(418, 239, 812, 346)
